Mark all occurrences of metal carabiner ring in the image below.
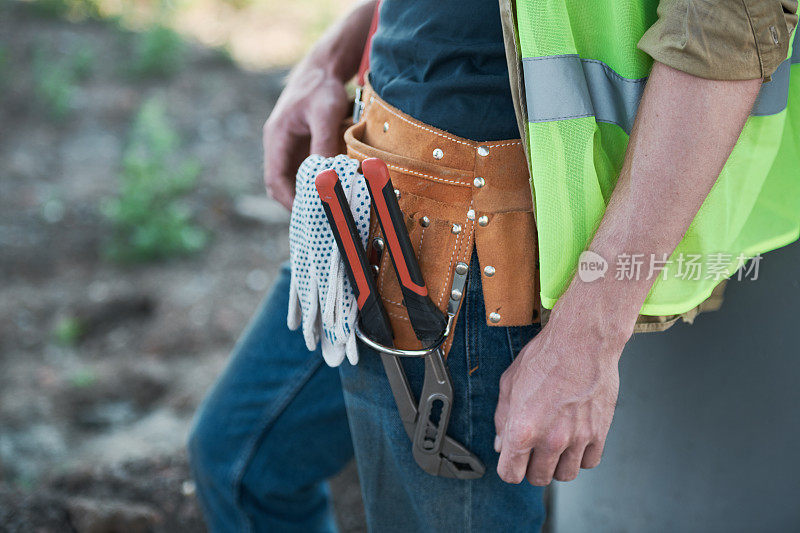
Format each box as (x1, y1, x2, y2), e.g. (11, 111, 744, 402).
(355, 314, 454, 357)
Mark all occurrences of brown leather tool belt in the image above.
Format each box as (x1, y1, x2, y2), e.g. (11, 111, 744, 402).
(344, 83, 540, 355)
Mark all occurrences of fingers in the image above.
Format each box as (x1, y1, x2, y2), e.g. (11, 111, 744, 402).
(497, 415, 541, 484)
(523, 431, 569, 486)
(497, 445, 533, 484)
(498, 427, 607, 485)
(496, 364, 540, 483)
(308, 88, 349, 157)
(309, 112, 345, 157)
(262, 75, 350, 210)
(493, 371, 513, 452)
(581, 441, 604, 469)
(263, 109, 346, 209)
(493, 412, 506, 453)
(263, 118, 304, 210)
(553, 444, 586, 482)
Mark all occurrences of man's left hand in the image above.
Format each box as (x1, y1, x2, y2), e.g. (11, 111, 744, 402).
(494, 320, 624, 485)
(492, 62, 763, 487)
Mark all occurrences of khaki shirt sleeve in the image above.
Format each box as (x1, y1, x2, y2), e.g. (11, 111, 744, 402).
(638, 0, 798, 81)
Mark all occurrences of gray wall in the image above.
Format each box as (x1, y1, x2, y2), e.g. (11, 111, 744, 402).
(552, 241, 800, 533)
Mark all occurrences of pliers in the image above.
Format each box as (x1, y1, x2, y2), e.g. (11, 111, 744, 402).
(316, 161, 484, 479)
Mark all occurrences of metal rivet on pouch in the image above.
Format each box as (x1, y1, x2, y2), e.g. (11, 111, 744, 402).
(489, 312, 501, 323)
(478, 215, 489, 226)
(383, 121, 390, 132)
(455, 262, 468, 275)
(473, 176, 485, 188)
(373, 237, 385, 252)
(451, 224, 462, 234)
(394, 189, 401, 199)
(372, 265, 379, 276)
(433, 148, 444, 160)
(483, 265, 496, 277)
(466, 209, 475, 220)
(477, 146, 489, 157)
(450, 289, 462, 301)
(420, 216, 430, 227)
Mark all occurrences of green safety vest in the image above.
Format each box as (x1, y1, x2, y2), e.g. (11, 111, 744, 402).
(512, 0, 800, 316)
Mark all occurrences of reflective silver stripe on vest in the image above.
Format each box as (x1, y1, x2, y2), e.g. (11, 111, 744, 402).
(753, 35, 799, 116)
(523, 54, 645, 134)
(524, 41, 797, 131)
(752, 59, 791, 116)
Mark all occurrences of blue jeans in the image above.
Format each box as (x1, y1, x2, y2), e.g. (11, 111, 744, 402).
(339, 253, 545, 531)
(189, 259, 545, 532)
(188, 264, 354, 532)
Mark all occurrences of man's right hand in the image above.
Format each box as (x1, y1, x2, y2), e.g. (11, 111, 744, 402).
(262, 0, 378, 211)
(262, 65, 350, 210)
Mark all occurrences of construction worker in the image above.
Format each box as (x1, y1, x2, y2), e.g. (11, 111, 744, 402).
(189, 0, 799, 531)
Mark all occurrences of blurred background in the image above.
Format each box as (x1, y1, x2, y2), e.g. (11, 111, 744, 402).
(0, 0, 365, 530)
(3, 1, 800, 531)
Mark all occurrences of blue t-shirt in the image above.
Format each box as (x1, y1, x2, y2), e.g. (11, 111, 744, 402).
(369, 0, 519, 142)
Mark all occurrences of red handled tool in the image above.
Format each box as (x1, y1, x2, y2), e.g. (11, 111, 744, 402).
(315, 169, 393, 346)
(361, 158, 471, 470)
(315, 168, 484, 479)
(361, 158, 448, 343)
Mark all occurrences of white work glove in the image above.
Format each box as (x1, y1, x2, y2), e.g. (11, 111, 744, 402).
(287, 154, 371, 366)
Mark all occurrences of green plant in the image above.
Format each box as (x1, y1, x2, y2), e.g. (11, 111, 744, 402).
(24, 0, 101, 20)
(102, 97, 206, 263)
(129, 24, 185, 78)
(25, 0, 70, 18)
(69, 368, 98, 388)
(32, 43, 94, 119)
(53, 315, 85, 346)
(33, 51, 76, 120)
(70, 44, 95, 80)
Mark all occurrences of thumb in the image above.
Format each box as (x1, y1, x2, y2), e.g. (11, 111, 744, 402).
(494, 357, 523, 450)
(494, 391, 510, 453)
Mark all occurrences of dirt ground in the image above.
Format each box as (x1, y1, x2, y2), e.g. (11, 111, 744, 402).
(0, 4, 365, 531)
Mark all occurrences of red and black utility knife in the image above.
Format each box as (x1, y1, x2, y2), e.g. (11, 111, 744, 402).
(315, 169, 393, 347)
(361, 158, 447, 343)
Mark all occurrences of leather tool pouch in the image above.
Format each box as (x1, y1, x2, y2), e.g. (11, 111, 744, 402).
(343, 83, 541, 357)
(344, 120, 474, 355)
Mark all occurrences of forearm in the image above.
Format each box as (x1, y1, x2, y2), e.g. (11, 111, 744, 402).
(548, 62, 762, 352)
(296, 0, 377, 82)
